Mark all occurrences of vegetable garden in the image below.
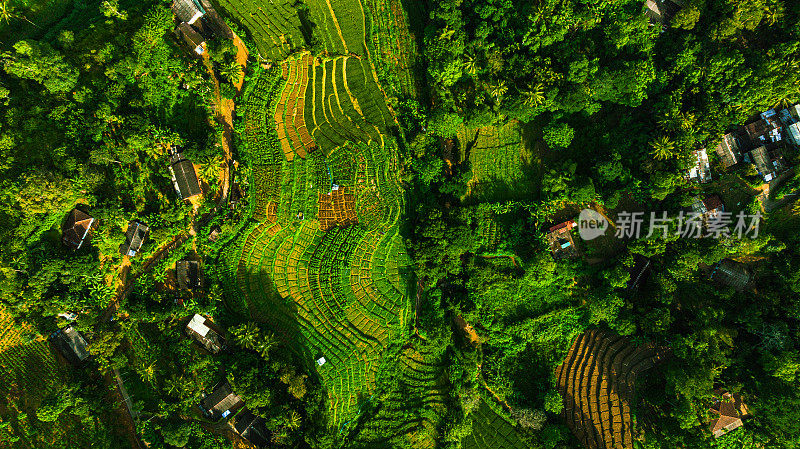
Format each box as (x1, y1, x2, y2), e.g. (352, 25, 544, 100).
(461, 121, 539, 203)
(234, 45, 410, 427)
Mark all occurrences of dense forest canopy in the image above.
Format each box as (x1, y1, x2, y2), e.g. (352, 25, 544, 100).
(0, 0, 799, 448)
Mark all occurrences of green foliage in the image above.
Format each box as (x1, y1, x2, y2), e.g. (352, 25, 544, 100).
(542, 121, 574, 149)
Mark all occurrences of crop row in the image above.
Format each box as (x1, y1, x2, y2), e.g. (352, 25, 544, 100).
(554, 330, 664, 449)
(275, 54, 317, 162)
(363, 0, 418, 97)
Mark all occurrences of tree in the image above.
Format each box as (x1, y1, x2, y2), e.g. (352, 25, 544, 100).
(218, 60, 242, 84)
(649, 136, 677, 160)
(2, 40, 79, 94)
(542, 121, 574, 149)
(521, 83, 545, 107)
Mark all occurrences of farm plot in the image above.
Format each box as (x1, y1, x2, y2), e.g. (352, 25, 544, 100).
(462, 400, 529, 449)
(305, 56, 393, 152)
(363, 0, 420, 97)
(212, 0, 306, 62)
(554, 329, 666, 449)
(306, 0, 366, 54)
(234, 105, 408, 427)
(275, 53, 317, 162)
(463, 121, 538, 203)
(349, 344, 449, 448)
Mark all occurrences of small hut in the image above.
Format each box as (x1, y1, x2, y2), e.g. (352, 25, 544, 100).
(710, 259, 752, 290)
(50, 325, 90, 365)
(119, 221, 149, 257)
(233, 408, 270, 448)
(62, 209, 95, 250)
(200, 381, 244, 420)
(709, 391, 750, 438)
(176, 260, 203, 290)
(185, 314, 226, 353)
(169, 152, 202, 200)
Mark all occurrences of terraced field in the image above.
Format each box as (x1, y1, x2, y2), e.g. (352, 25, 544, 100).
(554, 329, 665, 449)
(462, 400, 529, 449)
(212, 0, 306, 61)
(364, 0, 420, 97)
(306, 0, 367, 54)
(237, 64, 408, 427)
(350, 344, 449, 448)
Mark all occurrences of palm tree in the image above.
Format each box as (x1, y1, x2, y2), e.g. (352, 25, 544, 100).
(649, 136, 676, 160)
(521, 83, 545, 107)
(287, 411, 302, 430)
(219, 60, 242, 84)
(438, 27, 455, 41)
(461, 54, 478, 76)
(488, 80, 508, 102)
(763, 2, 784, 26)
(234, 322, 260, 350)
(0, 1, 37, 27)
(678, 111, 696, 132)
(199, 156, 221, 185)
(256, 332, 278, 359)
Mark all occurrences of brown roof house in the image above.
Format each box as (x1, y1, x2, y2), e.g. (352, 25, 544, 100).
(200, 380, 244, 420)
(169, 151, 202, 200)
(176, 260, 203, 290)
(119, 221, 149, 257)
(744, 144, 786, 182)
(185, 314, 226, 353)
(62, 209, 95, 250)
(546, 220, 579, 261)
(714, 132, 744, 169)
(691, 195, 724, 221)
(710, 259, 752, 291)
(49, 325, 90, 365)
(709, 391, 750, 438)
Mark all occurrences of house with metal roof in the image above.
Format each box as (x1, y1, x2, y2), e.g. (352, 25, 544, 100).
(713, 132, 744, 169)
(185, 314, 226, 353)
(200, 381, 244, 420)
(177, 260, 203, 290)
(233, 408, 270, 448)
(644, 0, 683, 25)
(50, 325, 90, 365)
(169, 152, 202, 200)
(546, 220, 579, 261)
(744, 144, 786, 182)
(710, 259, 752, 291)
(119, 221, 149, 257)
(172, 0, 205, 25)
(62, 209, 95, 250)
(686, 148, 712, 183)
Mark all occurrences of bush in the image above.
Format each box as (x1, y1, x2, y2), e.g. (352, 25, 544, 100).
(543, 121, 575, 149)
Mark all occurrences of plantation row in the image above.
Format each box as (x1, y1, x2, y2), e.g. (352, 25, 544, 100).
(318, 187, 358, 230)
(306, 0, 367, 55)
(554, 330, 664, 449)
(213, 0, 305, 61)
(0, 339, 63, 400)
(0, 307, 32, 352)
(276, 53, 316, 162)
(462, 400, 529, 449)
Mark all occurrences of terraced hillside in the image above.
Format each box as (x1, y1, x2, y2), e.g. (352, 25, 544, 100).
(349, 344, 450, 448)
(554, 329, 666, 449)
(462, 400, 529, 449)
(235, 63, 409, 427)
